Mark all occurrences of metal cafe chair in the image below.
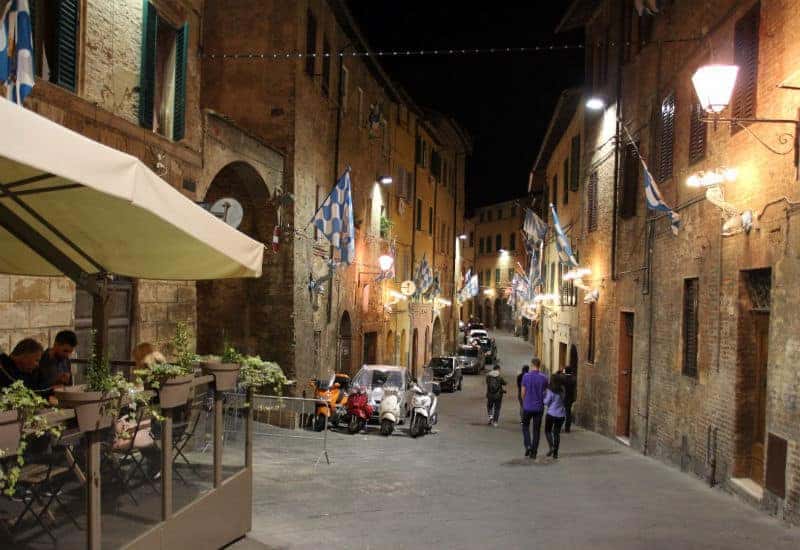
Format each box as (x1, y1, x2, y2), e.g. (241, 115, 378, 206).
(102, 406, 160, 504)
(171, 391, 210, 481)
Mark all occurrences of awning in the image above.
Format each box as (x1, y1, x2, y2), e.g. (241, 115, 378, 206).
(0, 99, 264, 280)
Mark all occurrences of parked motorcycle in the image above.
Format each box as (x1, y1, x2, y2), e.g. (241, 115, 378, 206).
(378, 387, 401, 436)
(345, 386, 373, 434)
(408, 379, 438, 438)
(309, 373, 350, 431)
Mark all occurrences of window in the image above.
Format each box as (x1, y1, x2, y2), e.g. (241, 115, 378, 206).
(485, 270, 491, 286)
(621, 143, 639, 218)
(731, 4, 760, 132)
(562, 158, 570, 205)
(570, 135, 581, 191)
(341, 66, 349, 113)
(552, 175, 558, 206)
(497, 208, 502, 220)
(511, 205, 517, 217)
(30, 0, 80, 92)
(658, 92, 676, 182)
(469, 232, 474, 247)
(428, 207, 433, 235)
(487, 210, 493, 222)
(139, 2, 189, 141)
(479, 237, 484, 254)
(357, 87, 365, 127)
(416, 198, 422, 230)
(321, 37, 331, 97)
(305, 10, 316, 76)
(509, 233, 516, 251)
(682, 278, 699, 377)
(587, 171, 598, 232)
(479, 211, 485, 223)
(587, 302, 596, 363)
(431, 150, 442, 181)
(689, 101, 707, 164)
(495, 234, 502, 251)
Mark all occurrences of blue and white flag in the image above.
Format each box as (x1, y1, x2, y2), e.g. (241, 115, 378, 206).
(642, 160, 680, 235)
(528, 241, 543, 297)
(312, 168, 356, 265)
(550, 204, 579, 268)
(522, 208, 548, 249)
(0, 0, 34, 105)
(467, 274, 479, 297)
(413, 255, 433, 298)
(424, 272, 441, 300)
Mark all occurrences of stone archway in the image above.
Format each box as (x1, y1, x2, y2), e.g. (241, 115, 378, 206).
(338, 311, 353, 375)
(432, 317, 443, 357)
(196, 161, 274, 360)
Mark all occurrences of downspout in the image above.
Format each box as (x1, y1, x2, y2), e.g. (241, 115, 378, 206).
(611, 0, 625, 281)
(409, 118, 419, 370)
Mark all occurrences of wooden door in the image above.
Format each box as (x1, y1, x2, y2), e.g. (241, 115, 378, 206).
(363, 332, 378, 365)
(74, 278, 132, 361)
(751, 312, 769, 484)
(617, 312, 634, 437)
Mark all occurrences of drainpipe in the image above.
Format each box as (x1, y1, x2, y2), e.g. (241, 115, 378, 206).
(409, 118, 419, 371)
(611, 0, 625, 281)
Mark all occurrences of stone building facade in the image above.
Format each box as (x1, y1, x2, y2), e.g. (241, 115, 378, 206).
(548, 0, 800, 525)
(1, 0, 282, 362)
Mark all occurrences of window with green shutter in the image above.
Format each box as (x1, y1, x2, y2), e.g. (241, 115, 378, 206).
(31, 0, 80, 92)
(172, 23, 188, 141)
(139, 1, 158, 130)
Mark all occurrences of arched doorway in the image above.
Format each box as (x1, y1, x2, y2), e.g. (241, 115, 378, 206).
(424, 326, 431, 365)
(411, 328, 419, 377)
(338, 312, 353, 374)
(432, 317, 443, 357)
(386, 330, 394, 363)
(400, 329, 407, 367)
(197, 162, 272, 358)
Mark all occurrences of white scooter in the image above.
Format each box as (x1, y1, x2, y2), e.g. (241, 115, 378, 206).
(378, 387, 401, 436)
(408, 380, 438, 438)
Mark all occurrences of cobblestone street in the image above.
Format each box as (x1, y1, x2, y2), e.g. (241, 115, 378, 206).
(236, 332, 800, 550)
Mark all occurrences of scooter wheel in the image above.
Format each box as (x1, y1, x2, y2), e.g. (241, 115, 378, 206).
(347, 415, 360, 434)
(410, 415, 425, 438)
(380, 419, 394, 436)
(313, 413, 327, 432)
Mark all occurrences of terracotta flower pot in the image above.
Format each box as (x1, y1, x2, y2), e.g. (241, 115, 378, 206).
(0, 410, 22, 456)
(201, 362, 241, 392)
(54, 386, 117, 432)
(158, 374, 194, 409)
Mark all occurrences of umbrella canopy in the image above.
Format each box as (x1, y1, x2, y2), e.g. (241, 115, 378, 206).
(0, 99, 264, 280)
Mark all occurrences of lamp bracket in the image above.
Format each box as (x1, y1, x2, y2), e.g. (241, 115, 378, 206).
(701, 115, 798, 158)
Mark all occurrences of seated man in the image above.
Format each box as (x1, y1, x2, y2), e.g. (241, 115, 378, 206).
(39, 330, 77, 388)
(0, 338, 48, 394)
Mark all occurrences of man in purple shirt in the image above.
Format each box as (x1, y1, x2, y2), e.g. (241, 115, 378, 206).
(520, 357, 548, 459)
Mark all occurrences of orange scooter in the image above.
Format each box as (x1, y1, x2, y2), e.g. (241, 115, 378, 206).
(310, 373, 351, 431)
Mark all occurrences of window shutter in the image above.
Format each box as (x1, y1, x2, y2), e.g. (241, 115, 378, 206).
(588, 302, 596, 362)
(172, 22, 189, 141)
(688, 101, 707, 165)
(658, 93, 675, 182)
(415, 136, 422, 165)
(621, 142, 639, 218)
(731, 4, 760, 131)
(562, 158, 569, 205)
(305, 10, 316, 76)
(587, 171, 598, 232)
(552, 175, 558, 206)
(682, 278, 699, 377)
(570, 135, 581, 191)
(138, 1, 157, 129)
(54, 0, 79, 92)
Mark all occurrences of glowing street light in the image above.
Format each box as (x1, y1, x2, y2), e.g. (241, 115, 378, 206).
(586, 96, 606, 111)
(685, 167, 738, 188)
(692, 64, 739, 114)
(377, 175, 393, 185)
(378, 254, 394, 272)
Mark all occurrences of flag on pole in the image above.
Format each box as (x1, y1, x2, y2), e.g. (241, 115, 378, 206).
(0, 0, 35, 105)
(311, 168, 356, 265)
(549, 204, 579, 268)
(522, 208, 548, 248)
(413, 255, 433, 298)
(528, 241, 544, 297)
(467, 274, 479, 297)
(642, 160, 681, 235)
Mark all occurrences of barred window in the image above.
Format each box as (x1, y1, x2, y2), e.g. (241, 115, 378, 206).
(587, 171, 598, 232)
(658, 93, 676, 182)
(682, 278, 699, 377)
(620, 142, 639, 218)
(587, 302, 596, 363)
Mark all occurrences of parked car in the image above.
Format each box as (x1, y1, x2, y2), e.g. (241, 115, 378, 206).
(428, 356, 463, 392)
(467, 330, 497, 364)
(350, 365, 409, 424)
(455, 344, 485, 374)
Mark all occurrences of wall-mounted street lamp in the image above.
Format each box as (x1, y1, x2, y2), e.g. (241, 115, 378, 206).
(458, 234, 467, 240)
(685, 165, 753, 235)
(377, 175, 393, 185)
(685, 167, 738, 188)
(378, 254, 394, 272)
(691, 64, 799, 163)
(586, 96, 606, 111)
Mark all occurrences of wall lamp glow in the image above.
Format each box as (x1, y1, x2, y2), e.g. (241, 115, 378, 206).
(377, 175, 393, 185)
(378, 254, 395, 272)
(685, 168, 738, 188)
(585, 96, 606, 111)
(483, 288, 496, 297)
(458, 234, 468, 240)
(563, 267, 591, 281)
(388, 289, 407, 301)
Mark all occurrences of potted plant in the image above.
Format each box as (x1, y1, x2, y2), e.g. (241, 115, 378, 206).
(0, 381, 62, 496)
(200, 344, 242, 392)
(238, 355, 289, 395)
(135, 321, 196, 409)
(55, 333, 131, 432)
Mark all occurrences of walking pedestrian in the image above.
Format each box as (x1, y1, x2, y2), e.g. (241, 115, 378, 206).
(520, 357, 548, 459)
(544, 374, 567, 459)
(485, 364, 506, 427)
(516, 365, 529, 423)
(562, 365, 577, 432)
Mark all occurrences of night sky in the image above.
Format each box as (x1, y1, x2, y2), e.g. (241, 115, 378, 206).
(346, 1, 585, 212)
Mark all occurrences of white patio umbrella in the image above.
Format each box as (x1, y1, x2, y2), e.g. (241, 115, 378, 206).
(0, 98, 264, 280)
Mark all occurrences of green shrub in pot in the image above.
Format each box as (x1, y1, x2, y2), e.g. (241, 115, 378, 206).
(135, 322, 196, 409)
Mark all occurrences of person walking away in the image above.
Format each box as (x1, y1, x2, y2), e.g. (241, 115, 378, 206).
(520, 358, 548, 458)
(562, 365, 577, 432)
(516, 365, 529, 423)
(544, 374, 567, 459)
(39, 330, 77, 389)
(485, 364, 506, 426)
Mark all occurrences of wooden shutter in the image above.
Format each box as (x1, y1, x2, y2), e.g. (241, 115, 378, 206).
(731, 4, 760, 131)
(305, 9, 316, 76)
(688, 101, 706, 165)
(570, 135, 581, 191)
(172, 22, 189, 141)
(562, 158, 570, 205)
(552, 175, 558, 207)
(588, 302, 596, 362)
(682, 278, 699, 377)
(138, 1, 157, 129)
(587, 171, 598, 232)
(658, 93, 676, 182)
(321, 37, 331, 97)
(495, 234, 501, 250)
(621, 142, 639, 218)
(54, 0, 79, 92)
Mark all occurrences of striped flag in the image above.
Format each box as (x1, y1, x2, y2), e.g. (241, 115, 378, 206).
(0, 0, 35, 105)
(413, 255, 433, 298)
(528, 241, 544, 297)
(642, 160, 680, 235)
(522, 208, 548, 248)
(311, 168, 356, 265)
(550, 204, 579, 268)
